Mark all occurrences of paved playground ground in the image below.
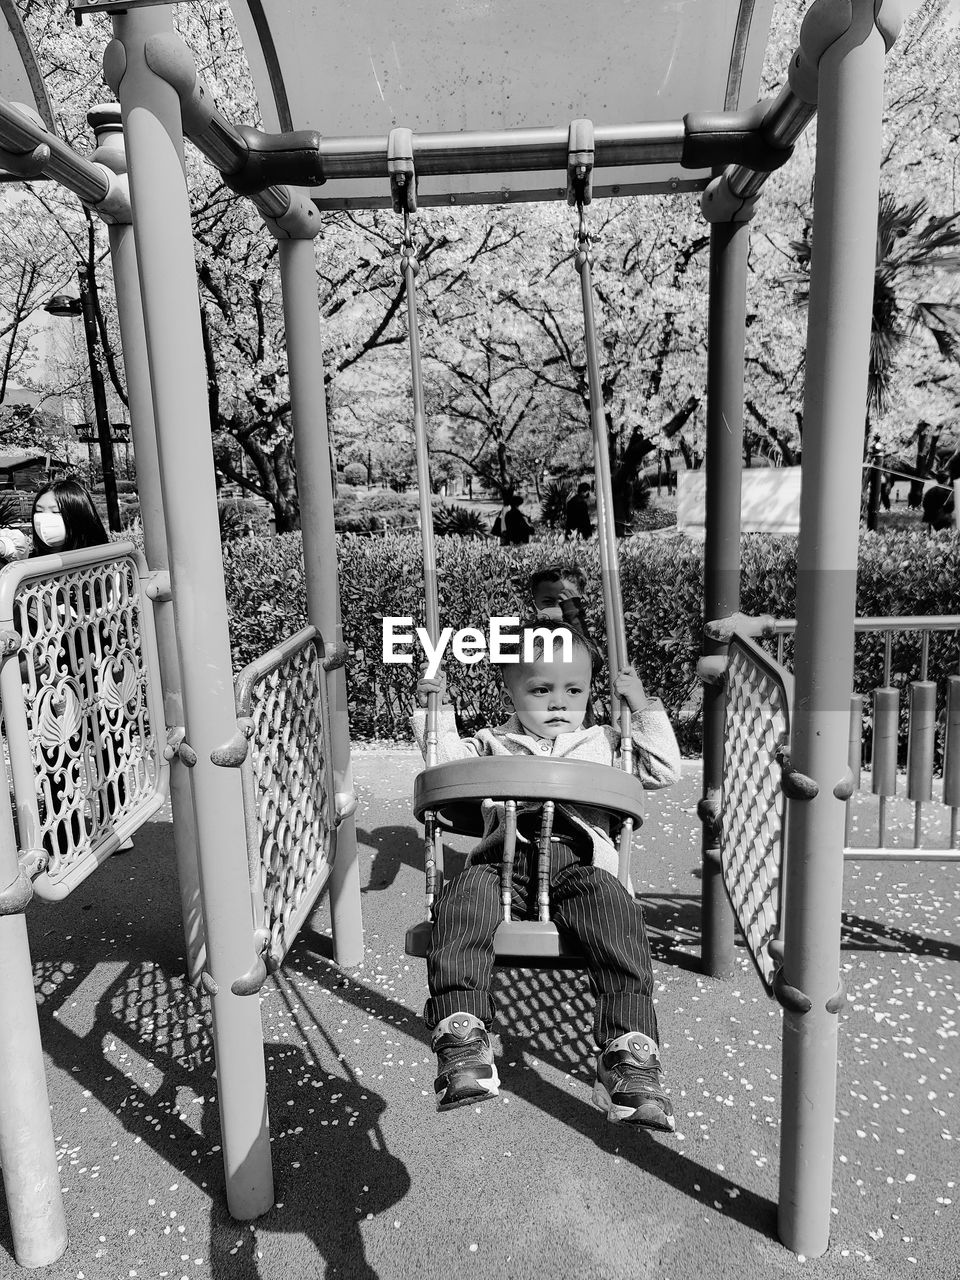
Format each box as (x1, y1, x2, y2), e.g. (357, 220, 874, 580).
(4, 751, 957, 1279)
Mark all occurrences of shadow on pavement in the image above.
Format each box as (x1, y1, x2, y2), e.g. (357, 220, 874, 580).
(639, 893, 704, 971)
(8, 829, 410, 1280)
(356, 823, 425, 894)
(287, 942, 780, 1245)
(840, 910, 960, 960)
(209, 1039, 410, 1280)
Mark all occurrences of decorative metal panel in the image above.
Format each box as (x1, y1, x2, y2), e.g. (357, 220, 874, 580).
(235, 626, 337, 970)
(720, 633, 793, 993)
(0, 545, 169, 899)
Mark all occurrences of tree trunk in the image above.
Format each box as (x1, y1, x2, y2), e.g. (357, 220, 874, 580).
(216, 425, 301, 532)
(270, 442, 301, 532)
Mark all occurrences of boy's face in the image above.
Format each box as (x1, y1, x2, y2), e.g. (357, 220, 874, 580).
(532, 576, 580, 620)
(503, 646, 592, 740)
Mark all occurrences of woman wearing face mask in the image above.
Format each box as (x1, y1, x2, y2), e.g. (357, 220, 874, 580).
(31, 477, 109, 556)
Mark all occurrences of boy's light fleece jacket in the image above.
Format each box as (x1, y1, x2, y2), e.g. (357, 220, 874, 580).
(411, 701, 681, 879)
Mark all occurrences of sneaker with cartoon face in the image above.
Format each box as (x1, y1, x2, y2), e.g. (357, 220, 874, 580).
(593, 1032, 675, 1131)
(431, 1013, 501, 1112)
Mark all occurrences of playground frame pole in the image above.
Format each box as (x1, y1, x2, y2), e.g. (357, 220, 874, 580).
(88, 106, 206, 984)
(276, 230, 364, 968)
(698, 188, 753, 978)
(104, 8, 273, 1219)
(778, 0, 903, 1256)
(0, 785, 67, 1268)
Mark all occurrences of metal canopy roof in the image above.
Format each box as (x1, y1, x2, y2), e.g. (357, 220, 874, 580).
(230, 0, 776, 208)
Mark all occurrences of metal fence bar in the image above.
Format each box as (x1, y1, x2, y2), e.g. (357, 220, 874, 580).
(771, 615, 960, 634)
(769, 615, 960, 857)
(843, 847, 960, 862)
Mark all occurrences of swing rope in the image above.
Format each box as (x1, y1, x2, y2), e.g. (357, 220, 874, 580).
(567, 120, 634, 778)
(569, 120, 636, 881)
(390, 128, 443, 915)
(389, 128, 441, 768)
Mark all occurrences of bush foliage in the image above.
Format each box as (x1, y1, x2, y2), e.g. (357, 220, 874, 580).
(221, 529, 960, 753)
(333, 486, 421, 534)
(433, 504, 490, 537)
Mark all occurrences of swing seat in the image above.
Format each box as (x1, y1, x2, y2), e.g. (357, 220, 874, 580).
(406, 757, 646, 964)
(404, 918, 588, 965)
(413, 756, 646, 834)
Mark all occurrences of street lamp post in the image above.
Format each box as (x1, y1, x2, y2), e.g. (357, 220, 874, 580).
(44, 267, 123, 532)
(112, 422, 131, 479)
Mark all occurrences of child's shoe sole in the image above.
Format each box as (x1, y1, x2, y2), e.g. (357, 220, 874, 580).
(592, 1080, 676, 1131)
(436, 1065, 501, 1112)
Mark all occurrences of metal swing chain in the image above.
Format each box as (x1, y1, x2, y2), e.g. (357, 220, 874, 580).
(572, 197, 633, 769)
(574, 198, 591, 260)
(400, 202, 419, 276)
(571, 186, 636, 884)
(391, 163, 444, 915)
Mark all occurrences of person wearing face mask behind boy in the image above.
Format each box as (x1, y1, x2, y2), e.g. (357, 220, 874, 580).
(20, 477, 109, 661)
(31, 477, 109, 556)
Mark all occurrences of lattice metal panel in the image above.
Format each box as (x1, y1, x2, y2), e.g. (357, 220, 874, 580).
(720, 634, 793, 993)
(236, 627, 337, 970)
(0, 546, 168, 899)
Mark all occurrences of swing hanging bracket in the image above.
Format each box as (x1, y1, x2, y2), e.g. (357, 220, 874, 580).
(387, 127, 418, 216)
(566, 118, 594, 210)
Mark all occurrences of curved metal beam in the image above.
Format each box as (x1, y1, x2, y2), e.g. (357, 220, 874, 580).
(0, 0, 56, 132)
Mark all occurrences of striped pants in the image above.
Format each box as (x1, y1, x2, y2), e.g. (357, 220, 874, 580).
(424, 839, 659, 1049)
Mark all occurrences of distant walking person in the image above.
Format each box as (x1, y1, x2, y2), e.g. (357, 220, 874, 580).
(564, 482, 593, 540)
(921, 450, 960, 533)
(495, 492, 533, 545)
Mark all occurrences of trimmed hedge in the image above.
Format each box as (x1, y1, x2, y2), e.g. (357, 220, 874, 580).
(221, 529, 960, 754)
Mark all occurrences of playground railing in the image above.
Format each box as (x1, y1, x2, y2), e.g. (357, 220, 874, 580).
(719, 632, 792, 993)
(232, 625, 342, 982)
(716, 615, 960, 994)
(771, 616, 960, 860)
(0, 544, 170, 900)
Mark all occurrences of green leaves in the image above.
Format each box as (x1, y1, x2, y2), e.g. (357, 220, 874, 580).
(221, 527, 960, 754)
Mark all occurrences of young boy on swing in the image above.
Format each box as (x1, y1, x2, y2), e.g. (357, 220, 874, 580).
(412, 619, 681, 1130)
